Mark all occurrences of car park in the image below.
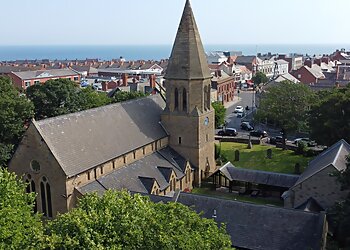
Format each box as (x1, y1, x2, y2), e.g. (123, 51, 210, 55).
(218, 128, 238, 136)
(240, 122, 254, 131)
(234, 106, 244, 113)
(250, 130, 268, 137)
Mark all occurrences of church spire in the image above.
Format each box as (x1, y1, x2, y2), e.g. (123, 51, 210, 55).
(165, 0, 211, 80)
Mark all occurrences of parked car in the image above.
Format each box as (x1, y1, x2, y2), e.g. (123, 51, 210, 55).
(236, 111, 245, 118)
(218, 128, 238, 136)
(241, 122, 254, 131)
(250, 130, 268, 137)
(234, 106, 244, 113)
(269, 136, 286, 145)
(293, 138, 317, 147)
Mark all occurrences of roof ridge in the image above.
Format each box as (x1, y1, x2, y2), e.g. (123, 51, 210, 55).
(36, 94, 160, 125)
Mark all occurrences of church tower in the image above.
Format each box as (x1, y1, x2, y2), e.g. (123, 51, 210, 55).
(161, 0, 215, 185)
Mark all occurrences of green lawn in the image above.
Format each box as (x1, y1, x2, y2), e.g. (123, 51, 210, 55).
(192, 187, 283, 207)
(219, 142, 313, 174)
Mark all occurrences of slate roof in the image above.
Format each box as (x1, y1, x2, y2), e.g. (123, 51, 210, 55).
(296, 197, 324, 213)
(11, 68, 78, 80)
(217, 162, 299, 188)
(293, 139, 350, 187)
(235, 56, 256, 65)
(34, 94, 167, 177)
(176, 192, 325, 250)
(78, 147, 186, 194)
(165, 0, 211, 80)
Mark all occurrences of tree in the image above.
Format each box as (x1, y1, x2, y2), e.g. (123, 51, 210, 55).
(26, 79, 83, 119)
(252, 72, 268, 86)
(111, 90, 147, 103)
(0, 167, 45, 249)
(212, 101, 226, 128)
(328, 155, 350, 248)
(0, 77, 34, 165)
(309, 85, 350, 146)
(254, 81, 315, 148)
(79, 86, 111, 109)
(46, 190, 231, 249)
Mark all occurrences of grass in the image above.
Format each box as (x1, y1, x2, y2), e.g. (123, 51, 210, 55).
(219, 142, 313, 174)
(192, 187, 284, 207)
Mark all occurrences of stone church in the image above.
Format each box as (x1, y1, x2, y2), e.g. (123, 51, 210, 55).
(9, 0, 216, 217)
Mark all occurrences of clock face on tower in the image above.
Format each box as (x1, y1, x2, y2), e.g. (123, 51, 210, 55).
(204, 117, 209, 126)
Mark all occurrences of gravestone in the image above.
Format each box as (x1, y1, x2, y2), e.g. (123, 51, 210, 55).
(235, 150, 240, 161)
(267, 149, 272, 159)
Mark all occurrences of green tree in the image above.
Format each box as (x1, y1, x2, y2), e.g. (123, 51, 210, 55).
(111, 90, 147, 103)
(212, 101, 226, 128)
(26, 79, 83, 119)
(252, 72, 268, 86)
(0, 167, 45, 249)
(309, 85, 350, 146)
(255, 81, 315, 148)
(0, 77, 34, 165)
(46, 190, 231, 249)
(79, 86, 111, 109)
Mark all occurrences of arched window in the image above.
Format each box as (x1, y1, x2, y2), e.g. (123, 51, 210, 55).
(40, 176, 52, 217)
(183, 88, 187, 111)
(204, 86, 208, 110)
(207, 84, 211, 109)
(25, 174, 37, 213)
(174, 88, 179, 110)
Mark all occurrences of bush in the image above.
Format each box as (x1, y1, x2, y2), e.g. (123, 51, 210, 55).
(296, 141, 307, 155)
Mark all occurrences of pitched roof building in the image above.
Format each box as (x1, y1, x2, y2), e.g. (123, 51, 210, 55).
(9, 0, 215, 217)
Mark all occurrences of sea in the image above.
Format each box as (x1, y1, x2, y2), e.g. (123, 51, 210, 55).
(0, 44, 349, 61)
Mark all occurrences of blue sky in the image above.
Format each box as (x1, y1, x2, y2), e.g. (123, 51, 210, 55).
(2, 0, 349, 45)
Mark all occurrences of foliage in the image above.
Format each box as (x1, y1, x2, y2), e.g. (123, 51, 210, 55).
(328, 155, 350, 248)
(254, 81, 315, 146)
(0, 167, 45, 249)
(220, 142, 312, 174)
(79, 86, 111, 109)
(111, 90, 147, 103)
(46, 190, 231, 249)
(309, 85, 350, 146)
(295, 141, 307, 155)
(212, 101, 226, 128)
(0, 77, 34, 144)
(26, 79, 83, 119)
(252, 72, 268, 86)
(0, 77, 34, 166)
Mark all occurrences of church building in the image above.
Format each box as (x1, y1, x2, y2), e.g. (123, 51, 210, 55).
(9, 0, 216, 217)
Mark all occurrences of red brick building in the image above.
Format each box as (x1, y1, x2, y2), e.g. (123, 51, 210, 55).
(9, 69, 80, 90)
(291, 65, 325, 85)
(211, 70, 235, 104)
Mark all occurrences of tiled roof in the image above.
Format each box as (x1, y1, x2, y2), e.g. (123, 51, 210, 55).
(217, 162, 299, 188)
(176, 192, 325, 250)
(34, 94, 167, 177)
(78, 147, 186, 194)
(11, 68, 78, 80)
(293, 139, 350, 187)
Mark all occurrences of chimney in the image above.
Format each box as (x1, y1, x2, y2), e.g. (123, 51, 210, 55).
(314, 58, 321, 66)
(149, 74, 156, 93)
(304, 59, 312, 68)
(218, 70, 222, 77)
(122, 73, 128, 86)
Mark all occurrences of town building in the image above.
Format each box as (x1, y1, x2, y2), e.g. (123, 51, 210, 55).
(9, 68, 80, 90)
(210, 70, 235, 104)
